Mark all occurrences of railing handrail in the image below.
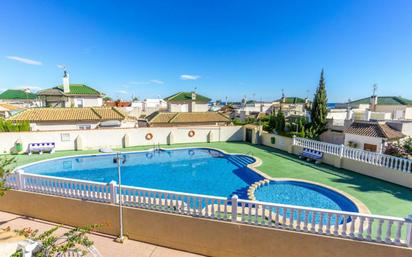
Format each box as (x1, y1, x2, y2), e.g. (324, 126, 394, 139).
(21, 172, 109, 186)
(295, 137, 341, 149)
(293, 136, 412, 173)
(120, 184, 228, 200)
(237, 198, 405, 222)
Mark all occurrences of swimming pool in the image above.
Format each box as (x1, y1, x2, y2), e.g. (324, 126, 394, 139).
(20, 147, 359, 215)
(254, 180, 358, 212)
(254, 180, 359, 223)
(22, 148, 262, 199)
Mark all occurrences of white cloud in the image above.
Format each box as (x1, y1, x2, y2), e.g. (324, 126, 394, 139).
(180, 74, 200, 80)
(150, 79, 164, 84)
(116, 90, 128, 95)
(6, 56, 42, 66)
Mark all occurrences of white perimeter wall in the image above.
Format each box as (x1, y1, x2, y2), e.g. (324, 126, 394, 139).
(0, 126, 243, 154)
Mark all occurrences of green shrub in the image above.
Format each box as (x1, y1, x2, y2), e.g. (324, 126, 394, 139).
(0, 118, 30, 132)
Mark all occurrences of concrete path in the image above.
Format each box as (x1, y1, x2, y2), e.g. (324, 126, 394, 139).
(0, 211, 204, 257)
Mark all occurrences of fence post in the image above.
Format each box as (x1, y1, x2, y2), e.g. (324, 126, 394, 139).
(109, 181, 117, 204)
(15, 169, 25, 190)
(231, 195, 238, 222)
(288, 136, 296, 154)
(339, 144, 344, 158)
(406, 214, 412, 247)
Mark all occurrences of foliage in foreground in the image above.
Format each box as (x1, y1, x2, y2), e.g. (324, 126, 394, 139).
(11, 224, 100, 257)
(0, 156, 15, 197)
(402, 137, 412, 155)
(0, 118, 30, 132)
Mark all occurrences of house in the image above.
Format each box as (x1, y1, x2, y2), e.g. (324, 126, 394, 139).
(235, 100, 274, 120)
(8, 107, 135, 131)
(130, 98, 167, 115)
(348, 96, 412, 120)
(344, 121, 405, 153)
(0, 103, 25, 118)
(37, 70, 103, 108)
(323, 95, 412, 145)
(104, 100, 132, 107)
(0, 89, 41, 107)
(164, 92, 210, 112)
(272, 96, 310, 117)
(144, 111, 231, 127)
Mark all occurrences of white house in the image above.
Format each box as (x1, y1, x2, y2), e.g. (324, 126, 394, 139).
(37, 70, 103, 108)
(164, 92, 210, 112)
(344, 121, 404, 153)
(348, 95, 412, 120)
(0, 89, 42, 108)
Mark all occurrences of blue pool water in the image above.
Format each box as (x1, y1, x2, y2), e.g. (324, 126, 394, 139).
(23, 148, 262, 199)
(254, 181, 359, 223)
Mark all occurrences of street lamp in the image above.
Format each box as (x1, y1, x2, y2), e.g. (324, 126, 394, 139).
(113, 152, 126, 242)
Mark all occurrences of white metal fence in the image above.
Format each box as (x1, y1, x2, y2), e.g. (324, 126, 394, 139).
(293, 137, 412, 173)
(5, 171, 412, 248)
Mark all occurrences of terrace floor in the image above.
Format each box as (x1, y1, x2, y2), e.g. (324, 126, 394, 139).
(0, 211, 203, 257)
(4, 142, 412, 218)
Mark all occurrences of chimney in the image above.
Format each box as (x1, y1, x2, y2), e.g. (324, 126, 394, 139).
(370, 83, 378, 111)
(63, 70, 70, 93)
(346, 99, 353, 120)
(370, 95, 378, 112)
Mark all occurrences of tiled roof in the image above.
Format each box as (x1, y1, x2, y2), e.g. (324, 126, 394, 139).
(146, 112, 230, 124)
(0, 103, 23, 111)
(8, 107, 125, 122)
(344, 121, 404, 139)
(0, 89, 37, 100)
(276, 97, 306, 104)
(92, 107, 125, 120)
(104, 101, 131, 107)
(350, 96, 412, 106)
(164, 92, 211, 103)
(37, 84, 102, 97)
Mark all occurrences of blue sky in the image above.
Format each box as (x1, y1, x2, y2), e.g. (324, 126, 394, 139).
(1, 0, 412, 102)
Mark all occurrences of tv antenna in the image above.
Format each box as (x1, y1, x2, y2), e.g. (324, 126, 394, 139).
(372, 84, 378, 96)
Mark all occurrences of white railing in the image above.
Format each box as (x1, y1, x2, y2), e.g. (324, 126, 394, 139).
(294, 137, 342, 156)
(5, 171, 412, 248)
(293, 137, 412, 173)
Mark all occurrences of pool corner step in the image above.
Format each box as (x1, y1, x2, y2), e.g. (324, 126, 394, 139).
(247, 179, 270, 201)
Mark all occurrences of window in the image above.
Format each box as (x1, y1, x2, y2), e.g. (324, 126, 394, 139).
(78, 124, 92, 130)
(60, 133, 71, 142)
(76, 99, 84, 108)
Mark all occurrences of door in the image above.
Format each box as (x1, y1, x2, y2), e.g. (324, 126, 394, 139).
(364, 143, 377, 152)
(245, 128, 253, 143)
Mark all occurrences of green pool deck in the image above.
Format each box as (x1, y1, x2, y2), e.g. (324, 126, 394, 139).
(4, 142, 412, 218)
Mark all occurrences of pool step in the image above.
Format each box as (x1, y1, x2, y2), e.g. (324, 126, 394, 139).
(247, 179, 271, 201)
(227, 155, 255, 168)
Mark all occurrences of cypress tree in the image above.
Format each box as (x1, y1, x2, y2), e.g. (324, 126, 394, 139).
(275, 109, 286, 134)
(311, 69, 328, 129)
